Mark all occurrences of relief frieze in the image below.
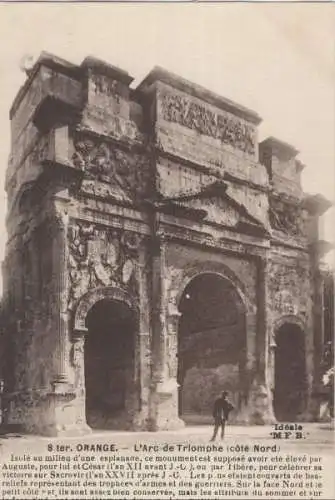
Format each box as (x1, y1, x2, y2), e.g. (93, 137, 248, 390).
(90, 74, 121, 100)
(269, 197, 307, 237)
(269, 261, 310, 317)
(160, 90, 256, 155)
(274, 290, 298, 315)
(72, 136, 150, 200)
(68, 220, 141, 310)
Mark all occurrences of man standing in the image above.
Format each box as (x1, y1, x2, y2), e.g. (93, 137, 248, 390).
(210, 391, 234, 441)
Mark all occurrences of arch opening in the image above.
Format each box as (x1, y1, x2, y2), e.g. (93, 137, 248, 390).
(274, 323, 307, 422)
(84, 298, 135, 430)
(177, 272, 246, 424)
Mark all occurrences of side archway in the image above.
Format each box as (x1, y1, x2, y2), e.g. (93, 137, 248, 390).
(72, 286, 138, 430)
(273, 317, 307, 422)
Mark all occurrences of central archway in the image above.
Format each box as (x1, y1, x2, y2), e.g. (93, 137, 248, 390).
(84, 298, 135, 430)
(177, 272, 246, 424)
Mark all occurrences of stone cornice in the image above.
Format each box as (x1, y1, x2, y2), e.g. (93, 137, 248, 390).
(10, 52, 82, 120)
(81, 56, 133, 85)
(302, 193, 333, 216)
(74, 125, 147, 152)
(10, 52, 134, 121)
(159, 223, 269, 258)
(259, 136, 299, 160)
(309, 240, 334, 259)
(137, 66, 262, 125)
(270, 236, 310, 254)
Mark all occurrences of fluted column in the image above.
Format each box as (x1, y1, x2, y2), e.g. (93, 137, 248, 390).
(151, 236, 168, 387)
(51, 210, 70, 393)
(257, 258, 269, 380)
(313, 267, 325, 387)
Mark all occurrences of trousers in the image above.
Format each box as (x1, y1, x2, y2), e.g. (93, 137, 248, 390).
(210, 418, 226, 441)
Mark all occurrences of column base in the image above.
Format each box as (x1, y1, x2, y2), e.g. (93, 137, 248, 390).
(237, 380, 276, 425)
(150, 379, 185, 431)
(151, 415, 185, 432)
(51, 376, 70, 394)
(46, 422, 92, 437)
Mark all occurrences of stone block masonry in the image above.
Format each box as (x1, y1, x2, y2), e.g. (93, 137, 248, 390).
(0, 52, 331, 435)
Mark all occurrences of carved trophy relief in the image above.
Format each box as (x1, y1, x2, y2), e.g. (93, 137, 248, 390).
(68, 221, 141, 310)
(269, 262, 310, 317)
(274, 290, 298, 315)
(71, 338, 85, 394)
(160, 91, 256, 155)
(269, 198, 305, 236)
(122, 260, 134, 284)
(91, 74, 120, 100)
(166, 335, 178, 380)
(165, 266, 184, 317)
(72, 136, 150, 200)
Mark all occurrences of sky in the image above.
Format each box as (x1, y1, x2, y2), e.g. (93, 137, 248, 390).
(0, 2, 334, 271)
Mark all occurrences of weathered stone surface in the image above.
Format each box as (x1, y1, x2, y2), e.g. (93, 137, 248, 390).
(72, 134, 151, 201)
(158, 84, 257, 155)
(0, 52, 331, 435)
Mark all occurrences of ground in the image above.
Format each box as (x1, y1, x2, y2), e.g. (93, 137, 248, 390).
(1, 422, 333, 447)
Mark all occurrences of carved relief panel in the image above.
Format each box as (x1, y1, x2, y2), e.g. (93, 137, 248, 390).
(269, 197, 308, 237)
(164, 265, 184, 381)
(82, 71, 144, 144)
(72, 135, 151, 201)
(67, 220, 141, 311)
(158, 86, 257, 156)
(268, 259, 311, 320)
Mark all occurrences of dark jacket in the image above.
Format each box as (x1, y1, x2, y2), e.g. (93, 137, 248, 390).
(213, 397, 234, 421)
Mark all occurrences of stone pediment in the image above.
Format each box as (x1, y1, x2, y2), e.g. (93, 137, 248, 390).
(156, 181, 267, 234)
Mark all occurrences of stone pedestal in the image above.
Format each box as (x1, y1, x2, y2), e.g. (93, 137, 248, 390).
(46, 390, 91, 437)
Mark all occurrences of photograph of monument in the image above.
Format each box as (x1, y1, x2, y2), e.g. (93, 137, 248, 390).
(0, 50, 332, 437)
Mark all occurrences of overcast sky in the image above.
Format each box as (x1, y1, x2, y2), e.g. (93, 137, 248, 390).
(0, 3, 334, 268)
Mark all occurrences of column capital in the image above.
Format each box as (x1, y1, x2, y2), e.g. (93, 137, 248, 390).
(52, 208, 69, 232)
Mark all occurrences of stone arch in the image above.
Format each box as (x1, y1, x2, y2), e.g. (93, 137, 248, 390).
(170, 261, 252, 317)
(169, 262, 249, 423)
(72, 286, 138, 430)
(273, 314, 306, 339)
(73, 286, 137, 334)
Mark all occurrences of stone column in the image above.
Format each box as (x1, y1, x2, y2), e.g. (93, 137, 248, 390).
(46, 209, 80, 436)
(309, 265, 325, 420)
(248, 257, 276, 424)
(51, 210, 71, 393)
(132, 245, 151, 430)
(150, 236, 184, 430)
(313, 268, 325, 383)
(70, 331, 92, 435)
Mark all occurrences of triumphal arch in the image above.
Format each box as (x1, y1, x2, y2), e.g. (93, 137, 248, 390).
(0, 52, 331, 435)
